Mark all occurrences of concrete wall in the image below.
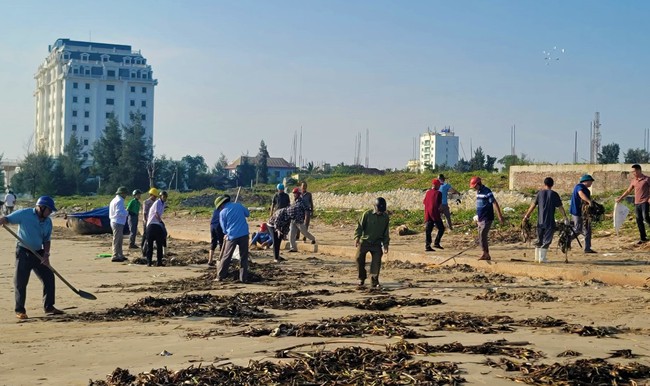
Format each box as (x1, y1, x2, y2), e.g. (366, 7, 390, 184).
(509, 164, 650, 194)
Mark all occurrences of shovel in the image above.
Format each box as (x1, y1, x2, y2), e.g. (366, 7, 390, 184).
(3, 224, 97, 300)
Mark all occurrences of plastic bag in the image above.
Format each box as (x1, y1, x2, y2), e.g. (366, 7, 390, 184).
(613, 202, 629, 235)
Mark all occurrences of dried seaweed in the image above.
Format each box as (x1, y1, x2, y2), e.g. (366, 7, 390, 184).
(486, 357, 650, 385)
(561, 324, 625, 337)
(90, 346, 466, 385)
(389, 339, 545, 360)
(327, 295, 443, 311)
(474, 289, 558, 302)
(422, 311, 515, 334)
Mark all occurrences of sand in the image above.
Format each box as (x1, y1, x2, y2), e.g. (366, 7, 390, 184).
(0, 215, 649, 385)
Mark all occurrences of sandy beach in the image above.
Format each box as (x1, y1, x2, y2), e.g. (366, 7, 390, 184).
(0, 215, 649, 385)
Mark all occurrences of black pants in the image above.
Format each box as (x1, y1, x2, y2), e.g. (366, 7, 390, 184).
(536, 224, 555, 248)
(217, 235, 249, 282)
(146, 223, 165, 264)
(128, 213, 139, 247)
(425, 219, 445, 247)
(635, 202, 650, 241)
(15, 246, 55, 313)
(355, 244, 383, 281)
(210, 226, 225, 251)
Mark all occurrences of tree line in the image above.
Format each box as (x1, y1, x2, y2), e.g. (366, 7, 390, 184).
(9, 113, 280, 197)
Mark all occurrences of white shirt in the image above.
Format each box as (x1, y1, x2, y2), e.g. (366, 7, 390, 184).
(4, 193, 16, 207)
(109, 195, 128, 225)
(147, 199, 165, 226)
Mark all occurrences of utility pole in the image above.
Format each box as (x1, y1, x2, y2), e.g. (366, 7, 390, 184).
(573, 131, 578, 164)
(590, 112, 601, 164)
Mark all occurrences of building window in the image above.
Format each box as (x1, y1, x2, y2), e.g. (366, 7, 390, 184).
(85, 83, 90, 90)
(72, 110, 77, 117)
(106, 85, 115, 91)
(141, 100, 146, 107)
(83, 153, 88, 159)
(84, 125, 89, 132)
(72, 124, 77, 131)
(107, 70, 115, 77)
(105, 112, 113, 118)
(85, 97, 90, 104)
(142, 87, 147, 93)
(72, 96, 78, 103)
(141, 114, 146, 121)
(106, 98, 114, 105)
(83, 139, 89, 146)
(84, 111, 90, 118)
(84, 68, 90, 75)
(81, 53, 89, 62)
(130, 100, 135, 107)
(130, 86, 135, 92)
(73, 82, 78, 89)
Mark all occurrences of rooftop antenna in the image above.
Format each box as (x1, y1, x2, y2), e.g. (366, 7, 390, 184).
(365, 128, 369, 168)
(299, 126, 303, 168)
(573, 131, 578, 164)
(510, 125, 516, 156)
(590, 112, 601, 164)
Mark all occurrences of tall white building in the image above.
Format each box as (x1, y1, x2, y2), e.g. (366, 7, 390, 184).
(34, 38, 157, 161)
(419, 127, 459, 171)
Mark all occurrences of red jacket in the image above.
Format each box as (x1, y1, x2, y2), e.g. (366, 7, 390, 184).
(423, 188, 442, 222)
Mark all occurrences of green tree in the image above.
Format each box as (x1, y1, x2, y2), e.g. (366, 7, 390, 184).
(181, 155, 210, 190)
(256, 140, 270, 184)
(91, 115, 123, 194)
(598, 143, 620, 164)
(236, 156, 256, 186)
(469, 147, 486, 171)
(118, 112, 152, 191)
(623, 148, 650, 164)
(57, 133, 87, 194)
(11, 150, 56, 197)
(497, 153, 531, 173)
(211, 153, 230, 189)
(485, 155, 497, 172)
(453, 158, 471, 172)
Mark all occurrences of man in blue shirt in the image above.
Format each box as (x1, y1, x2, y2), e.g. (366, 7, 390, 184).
(438, 174, 459, 230)
(0, 196, 64, 319)
(215, 195, 251, 283)
(570, 174, 596, 253)
(471, 176, 504, 261)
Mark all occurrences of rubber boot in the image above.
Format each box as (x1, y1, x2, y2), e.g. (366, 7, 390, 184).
(534, 247, 540, 263)
(539, 248, 549, 263)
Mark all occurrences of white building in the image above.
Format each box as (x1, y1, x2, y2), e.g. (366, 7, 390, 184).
(34, 38, 157, 162)
(418, 127, 459, 171)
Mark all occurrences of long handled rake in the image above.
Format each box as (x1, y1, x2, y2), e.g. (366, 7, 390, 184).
(3, 224, 97, 300)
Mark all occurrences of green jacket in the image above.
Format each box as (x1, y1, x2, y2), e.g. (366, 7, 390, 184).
(354, 209, 390, 247)
(126, 198, 141, 216)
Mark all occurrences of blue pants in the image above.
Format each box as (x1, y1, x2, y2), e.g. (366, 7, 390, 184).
(14, 246, 55, 313)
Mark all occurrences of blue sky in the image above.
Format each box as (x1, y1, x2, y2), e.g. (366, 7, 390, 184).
(1, 1, 649, 169)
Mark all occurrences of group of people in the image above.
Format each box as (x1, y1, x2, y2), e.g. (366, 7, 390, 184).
(108, 186, 168, 266)
(205, 181, 318, 283)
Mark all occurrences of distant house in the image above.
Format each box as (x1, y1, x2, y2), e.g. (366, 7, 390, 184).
(225, 156, 295, 183)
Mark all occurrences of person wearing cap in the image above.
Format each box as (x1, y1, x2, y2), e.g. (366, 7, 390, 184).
(437, 174, 459, 230)
(267, 206, 292, 263)
(0, 196, 64, 319)
(109, 186, 129, 262)
(250, 223, 273, 249)
(470, 176, 504, 261)
(141, 188, 159, 257)
(354, 197, 390, 288)
(215, 195, 251, 282)
(207, 195, 229, 267)
(616, 164, 650, 245)
(126, 189, 142, 249)
(298, 181, 314, 242)
(4, 190, 17, 215)
(423, 178, 445, 251)
(522, 177, 569, 263)
(570, 174, 596, 253)
(270, 183, 290, 215)
(288, 187, 317, 252)
(146, 190, 168, 266)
